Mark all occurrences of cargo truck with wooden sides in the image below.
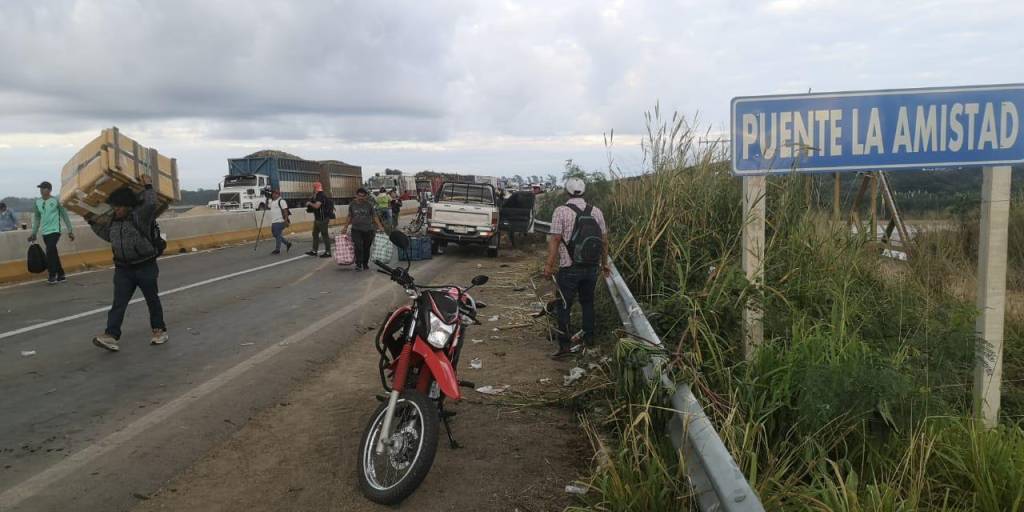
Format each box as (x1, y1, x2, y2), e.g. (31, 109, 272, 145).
(225, 150, 362, 209)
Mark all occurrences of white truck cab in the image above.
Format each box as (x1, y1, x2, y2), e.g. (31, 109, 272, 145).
(426, 182, 500, 257)
(216, 174, 271, 211)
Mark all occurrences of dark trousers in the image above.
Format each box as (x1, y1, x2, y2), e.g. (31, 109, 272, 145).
(106, 260, 165, 340)
(271, 222, 289, 251)
(42, 233, 65, 278)
(312, 219, 331, 253)
(555, 265, 599, 349)
(351, 228, 375, 267)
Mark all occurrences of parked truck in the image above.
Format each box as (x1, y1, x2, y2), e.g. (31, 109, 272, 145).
(226, 150, 362, 208)
(426, 182, 501, 257)
(210, 174, 273, 211)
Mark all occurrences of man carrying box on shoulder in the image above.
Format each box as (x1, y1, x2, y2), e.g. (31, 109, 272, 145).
(87, 175, 168, 352)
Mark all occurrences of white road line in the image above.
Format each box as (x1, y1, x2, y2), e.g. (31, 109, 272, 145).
(0, 255, 307, 342)
(0, 256, 440, 510)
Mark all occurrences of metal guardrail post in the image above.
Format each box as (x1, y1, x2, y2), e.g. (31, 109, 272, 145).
(603, 261, 764, 512)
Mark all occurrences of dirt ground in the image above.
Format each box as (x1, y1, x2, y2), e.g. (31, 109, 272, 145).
(132, 242, 591, 512)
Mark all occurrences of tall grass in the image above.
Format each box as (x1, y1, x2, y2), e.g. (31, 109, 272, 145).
(554, 108, 1024, 511)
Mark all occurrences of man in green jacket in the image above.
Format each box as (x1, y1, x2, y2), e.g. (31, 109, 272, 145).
(28, 181, 75, 284)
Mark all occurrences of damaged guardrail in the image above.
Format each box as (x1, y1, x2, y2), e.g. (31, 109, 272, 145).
(537, 215, 762, 509)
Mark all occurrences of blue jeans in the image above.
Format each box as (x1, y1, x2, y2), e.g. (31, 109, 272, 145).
(271, 222, 289, 251)
(105, 260, 165, 339)
(378, 208, 392, 227)
(555, 265, 599, 349)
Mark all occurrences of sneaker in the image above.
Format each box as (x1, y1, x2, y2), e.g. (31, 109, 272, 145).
(319, 252, 331, 258)
(92, 334, 120, 352)
(305, 251, 317, 256)
(151, 329, 169, 345)
(271, 250, 281, 255)
(355, 265, 363, 272)
(56, 274, 67, 283)
(286, 242, 293, 252)
(47, 276, 57, 285)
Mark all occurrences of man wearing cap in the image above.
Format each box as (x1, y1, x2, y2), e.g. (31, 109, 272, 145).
(87, 175, 167, 351)
(305, 182, 332, 258)
(268, 189, 292, 255)
(28, 181, 75, 284)
(0, 202, 17, 232)
(543, 177, 610, 358)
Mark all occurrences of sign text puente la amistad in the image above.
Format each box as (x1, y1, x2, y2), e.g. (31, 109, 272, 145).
(731, 84, 1024, 175)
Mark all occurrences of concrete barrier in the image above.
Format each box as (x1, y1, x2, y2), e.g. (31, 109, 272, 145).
(0, 206, 418, 284)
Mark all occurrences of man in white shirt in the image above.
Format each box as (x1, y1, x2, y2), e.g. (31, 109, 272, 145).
(268, 189, 292, 255)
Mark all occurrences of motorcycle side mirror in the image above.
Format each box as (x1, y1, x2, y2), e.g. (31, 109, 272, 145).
(389, 230, 410, 250)
(471, 275, 489, 286)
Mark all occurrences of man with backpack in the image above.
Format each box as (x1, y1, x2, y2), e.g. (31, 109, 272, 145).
(543, 177, 609, 359)
(268, 189, 293, 255)
(305, 182, 333, 258)
(87, 175, 167, 351)
(27, 181, 75, 284)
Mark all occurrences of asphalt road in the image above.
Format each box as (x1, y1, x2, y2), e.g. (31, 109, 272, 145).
(0, 231, 468, 512)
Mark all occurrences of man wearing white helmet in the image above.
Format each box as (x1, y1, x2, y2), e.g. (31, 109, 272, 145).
(544, 177, 609, 358)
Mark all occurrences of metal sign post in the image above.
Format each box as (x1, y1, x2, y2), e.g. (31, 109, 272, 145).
(731, 84, 1023, 422)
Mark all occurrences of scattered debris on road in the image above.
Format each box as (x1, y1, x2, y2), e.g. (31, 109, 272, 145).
(20, 350, 36, 357)
(469, 357, 482, 369)
(563, 367, 586, 386)
(475, 385, 510, 395)
(565, 483, 588, 495)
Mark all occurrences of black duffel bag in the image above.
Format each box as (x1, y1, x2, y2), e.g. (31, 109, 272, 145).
(27, 244, 46, 274)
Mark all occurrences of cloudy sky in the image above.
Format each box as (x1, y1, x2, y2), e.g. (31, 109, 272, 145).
(0, 0, 1021, 196)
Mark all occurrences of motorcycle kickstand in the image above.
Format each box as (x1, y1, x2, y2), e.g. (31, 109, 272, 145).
(439, 406, 460, 449)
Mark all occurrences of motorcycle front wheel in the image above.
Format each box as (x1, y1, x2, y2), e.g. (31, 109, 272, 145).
(357, 390, 439, 504)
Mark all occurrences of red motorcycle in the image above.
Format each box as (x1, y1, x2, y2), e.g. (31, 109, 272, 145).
(357, 231, 488, 504)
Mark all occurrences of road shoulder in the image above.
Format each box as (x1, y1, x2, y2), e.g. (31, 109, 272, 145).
(133, 246, 589, 512)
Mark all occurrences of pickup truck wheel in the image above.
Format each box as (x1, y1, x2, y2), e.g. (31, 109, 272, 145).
(486, 235, 499, 258)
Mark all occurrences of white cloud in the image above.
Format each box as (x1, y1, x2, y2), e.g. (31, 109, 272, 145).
(1, 0, 1022, 196)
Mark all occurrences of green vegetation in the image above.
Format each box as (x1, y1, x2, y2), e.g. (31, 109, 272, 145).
(548, 109, 1024, 511)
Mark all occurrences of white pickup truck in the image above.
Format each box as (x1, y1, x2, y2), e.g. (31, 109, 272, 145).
(426, 182, 500, 257)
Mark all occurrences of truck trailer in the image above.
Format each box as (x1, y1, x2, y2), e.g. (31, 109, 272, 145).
(226, 150, 362, 207)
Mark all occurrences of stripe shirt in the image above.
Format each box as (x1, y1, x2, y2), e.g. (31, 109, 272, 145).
(550, 198, 607, 268)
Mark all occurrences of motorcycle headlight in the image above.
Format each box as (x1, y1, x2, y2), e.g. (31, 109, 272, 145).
(426, 313, 456, 348)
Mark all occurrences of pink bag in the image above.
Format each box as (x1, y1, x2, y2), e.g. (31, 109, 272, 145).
(334, 234, 354, 265)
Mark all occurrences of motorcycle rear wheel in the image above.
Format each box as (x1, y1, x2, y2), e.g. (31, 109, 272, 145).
(357, 390, 439, 504)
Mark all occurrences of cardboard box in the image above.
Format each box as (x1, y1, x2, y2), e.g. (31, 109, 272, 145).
(60, 127, 180, 218)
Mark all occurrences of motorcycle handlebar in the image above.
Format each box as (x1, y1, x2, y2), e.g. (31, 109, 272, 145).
(373, 260, 394, 273)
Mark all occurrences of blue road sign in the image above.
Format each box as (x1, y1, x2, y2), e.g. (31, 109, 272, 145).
(731, 84, 1024, 176)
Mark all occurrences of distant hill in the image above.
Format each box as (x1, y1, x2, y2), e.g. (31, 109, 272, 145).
(1, 188, 221, 210)
(179, 188, 219, 205)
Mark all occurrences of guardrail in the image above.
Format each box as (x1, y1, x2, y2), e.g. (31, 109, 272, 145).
(535, 218, 763, 511)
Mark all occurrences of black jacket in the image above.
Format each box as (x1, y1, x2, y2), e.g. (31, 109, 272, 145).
(90, 186, 159, 267)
